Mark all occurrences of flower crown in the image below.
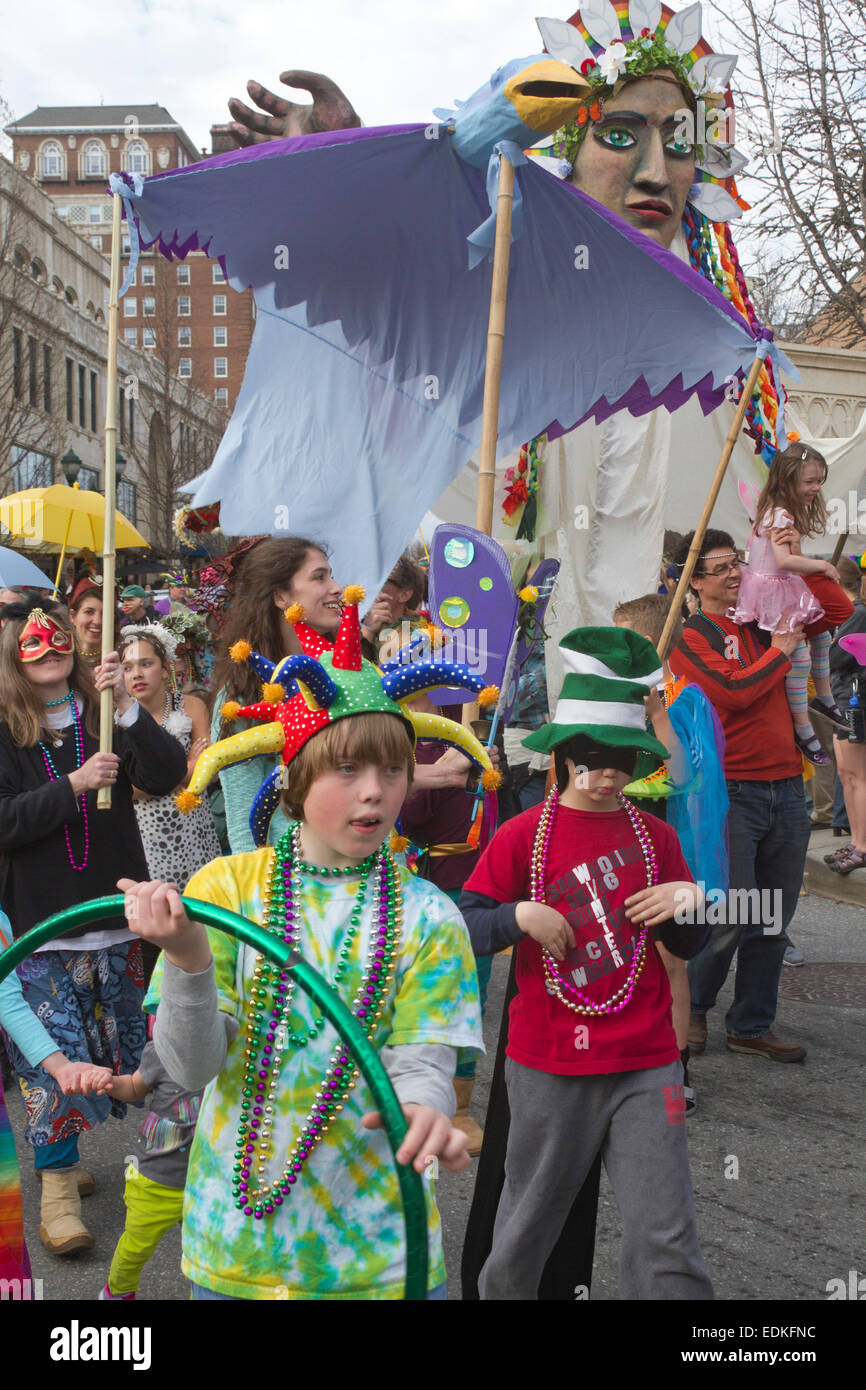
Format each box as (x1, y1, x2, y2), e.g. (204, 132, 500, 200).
(536, 4, 746, 222)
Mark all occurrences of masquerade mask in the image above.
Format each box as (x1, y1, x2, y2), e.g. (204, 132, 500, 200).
(19, 609, 74, 664)
(567, 740, 639, 777)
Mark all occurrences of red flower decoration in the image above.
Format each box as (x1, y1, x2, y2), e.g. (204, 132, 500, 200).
(580, 58, 596, 75)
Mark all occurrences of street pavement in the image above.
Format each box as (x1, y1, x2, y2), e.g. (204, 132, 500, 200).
(6, 887, 865, 1305)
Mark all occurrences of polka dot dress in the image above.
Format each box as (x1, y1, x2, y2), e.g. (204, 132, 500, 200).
(134, 699, 223, 889)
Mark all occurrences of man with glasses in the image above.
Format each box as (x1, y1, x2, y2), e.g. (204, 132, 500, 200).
(668, 530, 809, 1063)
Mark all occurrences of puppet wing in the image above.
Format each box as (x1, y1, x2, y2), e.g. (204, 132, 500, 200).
(127, 125, 763, 596)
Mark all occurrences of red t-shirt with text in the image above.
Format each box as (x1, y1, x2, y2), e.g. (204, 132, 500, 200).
(464, 803, 691, 1075)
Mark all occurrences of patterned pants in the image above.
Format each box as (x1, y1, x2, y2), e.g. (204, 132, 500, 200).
(2, 942, 146, 1150)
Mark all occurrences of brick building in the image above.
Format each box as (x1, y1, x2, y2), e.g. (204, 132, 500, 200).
(5, 105, 254, 411)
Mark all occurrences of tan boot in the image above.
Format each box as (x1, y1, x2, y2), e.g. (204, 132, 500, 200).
(37, 1164, 95, 1197)
(39, 1169, 94, 1255)
(453, 1078, 484, 1157)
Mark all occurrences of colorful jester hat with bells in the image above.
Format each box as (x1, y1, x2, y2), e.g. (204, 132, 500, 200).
(178, 587, 501, 846)
(538, 3, 748, 224)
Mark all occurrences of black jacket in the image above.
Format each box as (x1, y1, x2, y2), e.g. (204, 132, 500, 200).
(0, 704, 188, 939)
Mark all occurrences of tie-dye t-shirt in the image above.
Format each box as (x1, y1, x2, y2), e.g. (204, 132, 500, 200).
(145, 847, 482, 1300)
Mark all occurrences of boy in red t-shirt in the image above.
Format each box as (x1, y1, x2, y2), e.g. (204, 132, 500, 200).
(460, 626, 714, 1300)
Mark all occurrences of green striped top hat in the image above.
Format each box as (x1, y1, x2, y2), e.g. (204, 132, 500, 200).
(522, 626, 669, 759)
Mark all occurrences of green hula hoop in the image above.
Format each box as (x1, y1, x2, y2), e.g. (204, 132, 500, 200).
(0, 894, 429, 1301)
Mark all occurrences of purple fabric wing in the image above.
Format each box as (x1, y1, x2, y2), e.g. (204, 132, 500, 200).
(427, 525, 519, 707)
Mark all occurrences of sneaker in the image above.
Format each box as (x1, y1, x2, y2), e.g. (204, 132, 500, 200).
(726, 1031, 806, 1062)
(683, 1084, 697, 1116)
(687, 1012, 707, 1054)
(793, 729, 830, 765)
(623, 764, 674, 800)
(783, 943, 805, 966)
(99, 1284, 136, 1301)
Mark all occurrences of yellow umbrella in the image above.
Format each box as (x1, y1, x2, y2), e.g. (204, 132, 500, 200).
(0, 482, 149, 595)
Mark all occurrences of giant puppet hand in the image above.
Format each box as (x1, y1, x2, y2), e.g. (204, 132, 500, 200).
(213, 70, 361, 148)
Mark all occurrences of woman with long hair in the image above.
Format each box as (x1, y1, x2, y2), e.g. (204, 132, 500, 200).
(211, 537, 343, 852)
(0, 595, 187, 1256)
(119, 623, 221, 887)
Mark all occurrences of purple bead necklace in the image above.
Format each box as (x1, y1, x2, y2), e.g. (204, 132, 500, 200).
(38, 690, 90, 873)
(232, 823, 402, 1220)
(530, 788, 658, 1017)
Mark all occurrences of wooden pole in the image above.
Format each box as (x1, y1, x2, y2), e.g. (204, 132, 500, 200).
(656, 350, 767, 663)
(97, 192, 123, 811)
(830, 532, 848, 567)
(475, 155, 515, 537)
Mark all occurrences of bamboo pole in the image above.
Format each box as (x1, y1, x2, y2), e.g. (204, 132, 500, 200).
(475, 155, 515, 537)
(97, 193, 123, 811)
(656, 350, 767, 663)
(830, 532, 848, 567)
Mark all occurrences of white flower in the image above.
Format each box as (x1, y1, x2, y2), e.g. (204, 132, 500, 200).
(597, 41, 633, 85)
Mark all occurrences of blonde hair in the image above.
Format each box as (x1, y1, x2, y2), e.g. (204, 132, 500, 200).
(754, 444, 828, 539)
(613, 593, 682, 652)
(280, 712, 414, 822)
(0, 607, 99, 746)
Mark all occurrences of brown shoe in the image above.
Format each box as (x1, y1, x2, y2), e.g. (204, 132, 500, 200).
(453, 1078, 483, 1157)
(687, 1012, 707, 1054)
(726, 1031, 806, 1063)
(39, 1168, 95, 1255)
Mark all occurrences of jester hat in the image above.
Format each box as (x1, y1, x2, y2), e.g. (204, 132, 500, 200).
(179, 586, 501, 844)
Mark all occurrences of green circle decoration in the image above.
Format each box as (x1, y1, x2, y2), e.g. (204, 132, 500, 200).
(0, 894, 429, 1300)
(443, 538, 474, 568)
(438, 596, 471, 627)
(479, 577, 493, 591)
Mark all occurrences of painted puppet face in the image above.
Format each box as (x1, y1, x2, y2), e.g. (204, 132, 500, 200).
(570, 75, 695, 249)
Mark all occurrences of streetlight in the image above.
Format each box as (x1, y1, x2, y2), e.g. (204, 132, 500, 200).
(60, 448, 82, 486)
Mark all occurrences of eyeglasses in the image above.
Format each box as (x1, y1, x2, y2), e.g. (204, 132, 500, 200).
(700, 559, 741, 579)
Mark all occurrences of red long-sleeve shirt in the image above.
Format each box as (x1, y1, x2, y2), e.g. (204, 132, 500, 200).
(669, 612, 801, 780)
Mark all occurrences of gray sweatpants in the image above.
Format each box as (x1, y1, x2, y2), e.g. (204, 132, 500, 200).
(479, 1058, 714, 1301)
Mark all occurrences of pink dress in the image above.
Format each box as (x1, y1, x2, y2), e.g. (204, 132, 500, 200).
(731, 508, 824, 632)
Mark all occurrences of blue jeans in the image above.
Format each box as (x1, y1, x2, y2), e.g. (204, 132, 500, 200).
(687, 776, 809, 1038)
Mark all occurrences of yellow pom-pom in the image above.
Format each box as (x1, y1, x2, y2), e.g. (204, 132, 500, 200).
(518, 585, 539, 603)
(389, 831, 410, 854)
(425, 622, 446, 648)
(175, 789, 201, 814)
(261, 682, 286, 704)
(482, 767, 502, 791)
(229, 640, 251, 663)
(343, 584, 366, 606)
(284, 603, 304, 624)
(221, 700, 240, 722)
(478, 685, 499, 709)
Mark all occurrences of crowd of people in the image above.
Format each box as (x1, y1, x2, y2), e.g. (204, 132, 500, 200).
(0, 439, 863, 1301)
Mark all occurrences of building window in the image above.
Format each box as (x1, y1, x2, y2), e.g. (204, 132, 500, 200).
(102, 204, 113, 222)
(78, 364, 86, 428)
(129, 395, 134, 445)
(12, 329, 23, 399)
(117, 480, 136, 523)
(142, 328, 156, 348)
(66, 358, 74, 422)
(214, 388, 229, 405)
(125, 270, 137, 288)
(125, 140, 150, 176)
(177, 265, 190, 285)
(82, 140, 106, 177)
(124, 328, 137, 345)
(88, 205, 102, 224)
(214, 357, 228, 378)
(142, 298, 155, 317)
(40, 141, 65, 178)
(90, 371, 98, 433)
(141, 266, 155, 285)
(65, 287, 77, 307)
(122, 235, 131, 256)
(11, 445, 52, 491)
(124, 298, 137, 318)
(28, 337, 38, 406)
(213, 295, 226, 316)
(177, 296, 191, 316)
(178, 327, 191, 347)
(179, 357, 192, 378)
(56, 207, 68, 221)
(43, 345, 51, 412)
(212, 264, 226, 283)
(118, 385, 125, 444)
(89, 236, 102, 250)
(68, 206, 88, 224)
(77, 467, 98, 491)
(213, 326, 227, 347)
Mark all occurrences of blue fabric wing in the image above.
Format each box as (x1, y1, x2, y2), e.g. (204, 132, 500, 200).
(127, 126, 762, 597)
(666, 685, 729, 896)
